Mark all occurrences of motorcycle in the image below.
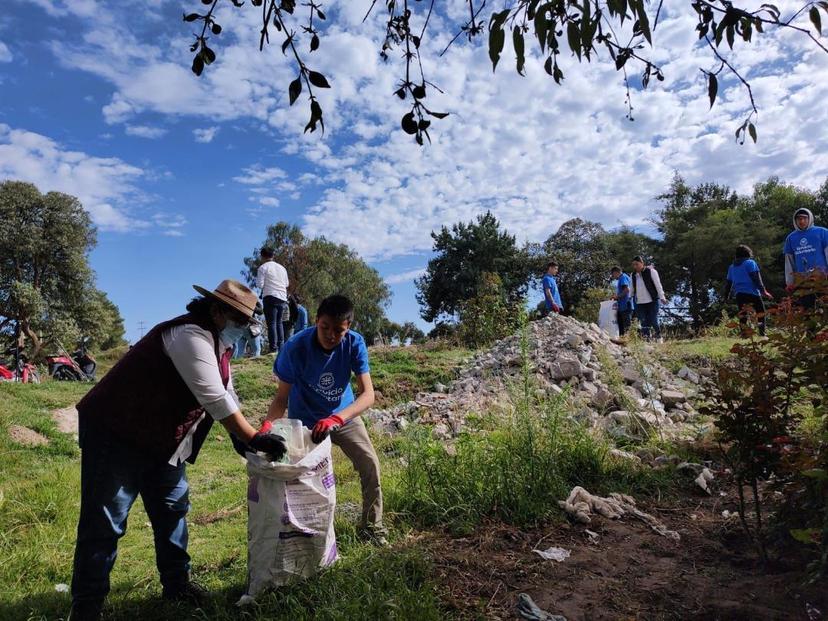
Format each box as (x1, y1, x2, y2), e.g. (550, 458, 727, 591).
(0, 344, 41, 384)
(47, 337, 96, 381)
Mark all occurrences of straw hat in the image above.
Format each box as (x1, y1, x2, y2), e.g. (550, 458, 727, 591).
(193, 279, 260, 324)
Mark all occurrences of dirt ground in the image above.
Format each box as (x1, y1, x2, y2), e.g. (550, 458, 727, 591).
(428, 485, 826, 621)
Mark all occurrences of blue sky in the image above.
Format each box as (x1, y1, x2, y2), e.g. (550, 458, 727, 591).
(2, 0, 827, 342)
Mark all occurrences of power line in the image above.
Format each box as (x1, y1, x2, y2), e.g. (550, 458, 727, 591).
(137, 321, 146, 340)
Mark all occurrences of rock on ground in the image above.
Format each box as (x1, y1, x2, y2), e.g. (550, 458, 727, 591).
(364, 314, 702, 440)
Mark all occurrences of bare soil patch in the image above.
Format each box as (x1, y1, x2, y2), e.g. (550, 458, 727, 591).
(428, 487, 825, 621)
(51, 406, 79, 435)
(8, 424, 49, 447)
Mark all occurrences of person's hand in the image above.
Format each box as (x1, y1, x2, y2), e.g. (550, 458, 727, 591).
(659, 298, 667, 305)
(551, 304, 561, 314)
(248, 432, 287, 461)
(258, 420, 273, 434)
(785, 284, 796, 293)
(312, 415, 344, 444)
(763, 289, 774, 300)
(230, 433, 250, 458)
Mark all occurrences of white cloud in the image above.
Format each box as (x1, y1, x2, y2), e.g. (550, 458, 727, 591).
(385, 268, 426, 285)
(0, 41, 12, 63)
(193, 126, 219, 143)
(0, 123, 145, 231)
(125, 125, 167, 139)
(233, 164, 288, 185)
(24, 1, 828, 257)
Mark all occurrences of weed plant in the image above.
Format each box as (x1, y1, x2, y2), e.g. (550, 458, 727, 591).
(389, 319, 667, 533)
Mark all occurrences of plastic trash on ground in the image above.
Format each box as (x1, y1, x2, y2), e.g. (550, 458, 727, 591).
(532, 546, 571, 562)
(598, 300, 619, 337)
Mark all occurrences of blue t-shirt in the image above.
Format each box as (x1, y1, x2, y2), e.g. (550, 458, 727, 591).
(727, 258, 761, 296)
(616, 272, 634, 311)
(275, 327, 370, 428)
(294, 305, 308, 332)
(783, 226, 828, 274)
(542, 274, 563, 310)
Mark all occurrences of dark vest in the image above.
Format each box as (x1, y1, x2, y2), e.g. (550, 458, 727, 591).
(632, 267, 659, 303)
(77, 313, 230, 464)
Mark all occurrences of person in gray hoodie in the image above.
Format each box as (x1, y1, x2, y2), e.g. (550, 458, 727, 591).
(783, 207, 828, 309)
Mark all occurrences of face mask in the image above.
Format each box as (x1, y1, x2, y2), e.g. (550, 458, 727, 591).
(221, 319, 247, 345)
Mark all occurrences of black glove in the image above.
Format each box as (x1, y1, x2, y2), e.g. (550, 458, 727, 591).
(230, 433, 250, 458)
(248, 432, 288, 461)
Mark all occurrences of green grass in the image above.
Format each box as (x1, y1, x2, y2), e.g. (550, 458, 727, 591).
(365, 345, 471, 407)
(0, 339, 683, 620)
(657, 336, 738, 372)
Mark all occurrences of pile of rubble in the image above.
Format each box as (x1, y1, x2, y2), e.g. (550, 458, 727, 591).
(365, 314, 708, 441)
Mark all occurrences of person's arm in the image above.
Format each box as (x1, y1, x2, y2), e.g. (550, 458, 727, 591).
(264, 380, 291, 424)
(651, 268, 667, 302)
(723, 279, 733, 300)
(255, 264, 264, 291)
(334, 373, 375, 423)
(784, 254, 796, 288)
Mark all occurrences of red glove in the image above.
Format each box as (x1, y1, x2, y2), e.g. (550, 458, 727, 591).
(258, 420, 273, 434)
(312, 415, 344, 444)
(552, 304, 561, 314)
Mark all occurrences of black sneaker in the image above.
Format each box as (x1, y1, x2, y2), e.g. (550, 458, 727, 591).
(68, 602, 103, 621)
(162, 580, 210, 605)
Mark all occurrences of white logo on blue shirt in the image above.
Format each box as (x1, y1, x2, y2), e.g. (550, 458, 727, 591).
(318, 372, 335, 389)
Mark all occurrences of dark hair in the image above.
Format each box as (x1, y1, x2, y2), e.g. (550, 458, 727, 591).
(186, 296, 215, 319)
(632, 255, 644, 263)
(610, 265, 622, 274)
(317, 294, 354, 322)
(735, 244, 753, 259)
(260, 246, 275, 258)
(547, 262, 558, 269)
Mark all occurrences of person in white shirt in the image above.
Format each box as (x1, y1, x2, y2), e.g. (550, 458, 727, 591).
(70, 280, 286, 620)
(256, 247, 289, 354)
(631, 256, 667, 340)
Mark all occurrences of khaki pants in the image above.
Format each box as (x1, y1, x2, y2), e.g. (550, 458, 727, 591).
(330, 416, 385, 534)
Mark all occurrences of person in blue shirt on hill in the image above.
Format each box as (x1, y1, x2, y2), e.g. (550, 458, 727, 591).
(542, 262, 563, 315)
(293, 295, 309, 332)
(262, 294, 387, 544)
(783, 207, 828, 309)
(724, 245, 773, 336)
(610, 266, 634, 336)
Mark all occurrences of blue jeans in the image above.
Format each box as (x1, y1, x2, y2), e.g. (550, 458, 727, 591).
(635, 300, 661, 339)
(71, 420, 191, 607)
(263, 296, 287, 353)
(234, 331, 262, 358)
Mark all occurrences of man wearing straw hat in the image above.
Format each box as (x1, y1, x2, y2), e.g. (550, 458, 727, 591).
(69, 280, 287, 621)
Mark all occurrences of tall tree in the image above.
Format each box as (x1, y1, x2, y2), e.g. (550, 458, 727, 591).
(0, 181, 125, 355)
(242, 222, 391, 342)
(416, 211, 531, 322)
(541, 218, 613, 313)
(654, 175, 751, 328)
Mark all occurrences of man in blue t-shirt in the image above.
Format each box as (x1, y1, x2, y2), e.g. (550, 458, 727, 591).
(261, 295, 387, 543)
(542, 262, 564, 315)
(610, 266, 634, 336)
(783, 207, 828, 309)
(724, 245, 772, 336)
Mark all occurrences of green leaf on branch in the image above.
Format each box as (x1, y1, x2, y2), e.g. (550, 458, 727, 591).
(513, 26, 526, 75)
(708, 73, 718, 108)
(288, 77, 302, 105)
(810, 6, 822, 35)
(489, 20, 506, 71)
(308, 71, 330, 88)
(748, 122, 757, 143)
(567, 21, 581, 60)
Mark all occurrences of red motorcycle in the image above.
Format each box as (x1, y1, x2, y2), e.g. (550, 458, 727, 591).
(46, 337, 96, 381)
(0, 345, 41, 384)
